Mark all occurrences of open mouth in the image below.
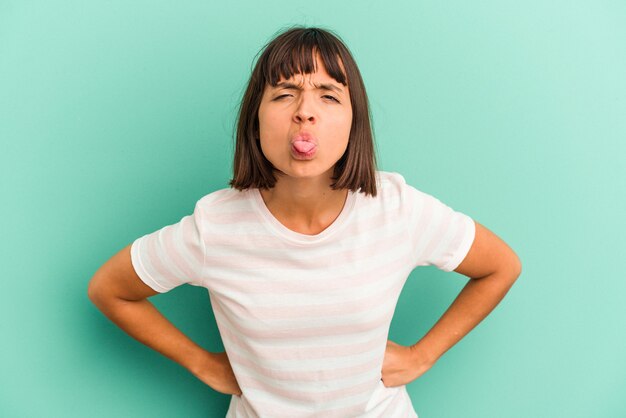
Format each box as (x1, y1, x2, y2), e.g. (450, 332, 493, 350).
(291, 141, 317, 159)
(290, 133, 318, 160)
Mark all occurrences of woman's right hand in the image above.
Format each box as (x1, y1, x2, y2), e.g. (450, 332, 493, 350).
(191, 350, 242, 396)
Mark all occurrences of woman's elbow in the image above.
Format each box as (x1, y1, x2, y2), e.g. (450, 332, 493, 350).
(506, 251, 522, 282)
(87, 274, 110, 308)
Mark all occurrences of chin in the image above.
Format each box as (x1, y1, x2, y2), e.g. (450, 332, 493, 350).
(276, 164, 334, 181)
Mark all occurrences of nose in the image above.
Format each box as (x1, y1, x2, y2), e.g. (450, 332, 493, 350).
(293, 96, 316, 124)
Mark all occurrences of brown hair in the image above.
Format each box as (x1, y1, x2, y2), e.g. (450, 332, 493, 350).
(229, 26, 378, 196)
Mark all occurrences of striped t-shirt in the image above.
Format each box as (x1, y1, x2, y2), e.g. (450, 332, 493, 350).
(130, 171, 476, 418)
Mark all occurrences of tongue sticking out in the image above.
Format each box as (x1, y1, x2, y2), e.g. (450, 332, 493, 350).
(292, 140, 316, 153)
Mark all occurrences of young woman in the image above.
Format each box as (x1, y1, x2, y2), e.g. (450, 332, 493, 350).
(88, 27, 521, 417)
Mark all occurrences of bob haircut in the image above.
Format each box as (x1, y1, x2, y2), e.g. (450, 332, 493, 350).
(229, 26, 378, 197)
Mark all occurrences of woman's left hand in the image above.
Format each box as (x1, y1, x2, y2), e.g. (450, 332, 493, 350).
(381, 340, 434, 387)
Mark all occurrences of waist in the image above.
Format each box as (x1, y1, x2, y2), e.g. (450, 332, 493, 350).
(225, 380, 417, 418)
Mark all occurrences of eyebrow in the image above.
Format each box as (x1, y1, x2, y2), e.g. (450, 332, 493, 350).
(274, 81, 344, 94)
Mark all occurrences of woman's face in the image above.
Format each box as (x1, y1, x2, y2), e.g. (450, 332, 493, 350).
(257, 55, 352, 182)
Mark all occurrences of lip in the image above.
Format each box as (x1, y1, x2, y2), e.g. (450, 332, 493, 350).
(290, 132, 318, 160)
(290, 131, 318, 145)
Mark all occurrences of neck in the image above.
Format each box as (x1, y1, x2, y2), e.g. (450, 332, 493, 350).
(259, 170, 349, 235)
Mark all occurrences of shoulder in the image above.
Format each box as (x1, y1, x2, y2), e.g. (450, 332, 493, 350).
(376, 170, 406, 185)
(372, 171, 445, 212)
(194, 187, 250, 213)
(364, 171, 421, 216)
(374, 170, 421, 201)
(374, 170, 408, 193)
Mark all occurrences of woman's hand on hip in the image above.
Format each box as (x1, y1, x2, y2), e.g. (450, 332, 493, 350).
(381, 340, 434, 387)
(190, 350, 242, 396)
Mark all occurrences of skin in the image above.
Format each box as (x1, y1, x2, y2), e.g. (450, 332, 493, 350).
(256, 54, 353, 234)
(87, 54, 522, 398)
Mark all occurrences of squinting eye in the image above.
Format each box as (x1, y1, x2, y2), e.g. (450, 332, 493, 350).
(274, 94, 292, 100)
(323, 95, 340, 103)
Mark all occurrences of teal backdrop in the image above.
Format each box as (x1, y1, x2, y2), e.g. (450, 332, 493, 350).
(1, 1, 625, 417)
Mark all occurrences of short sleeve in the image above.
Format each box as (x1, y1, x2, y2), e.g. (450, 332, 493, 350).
(407, 185, 476, 272)
(130, 203, 206, 292)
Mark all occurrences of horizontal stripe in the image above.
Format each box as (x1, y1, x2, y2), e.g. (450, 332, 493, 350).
(206, 251, 413, 296)
(212, 297, 394, 341)
(237, 374, 377, 404)
(215, 274, 405, 321)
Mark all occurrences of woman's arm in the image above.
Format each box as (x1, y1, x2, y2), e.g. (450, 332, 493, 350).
(87, 244, 241, 396)
(382, 220, 522, 387)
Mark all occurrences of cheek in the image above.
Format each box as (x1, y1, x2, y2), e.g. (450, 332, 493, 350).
(330, 111, 353, 139)
(259, 111, 287, 138)
(326, 118, 351, 156)
(258, 115, 285, 157)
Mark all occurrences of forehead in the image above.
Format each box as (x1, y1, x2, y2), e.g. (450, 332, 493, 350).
(264, 45, 348, 86)
(274, 69, 345, 89)
(267, 53, 348, 94)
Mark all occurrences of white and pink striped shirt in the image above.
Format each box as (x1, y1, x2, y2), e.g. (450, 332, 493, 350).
(131, 171, 475, 418)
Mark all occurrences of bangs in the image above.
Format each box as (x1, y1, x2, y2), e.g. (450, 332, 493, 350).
(261, 29, 348, 87)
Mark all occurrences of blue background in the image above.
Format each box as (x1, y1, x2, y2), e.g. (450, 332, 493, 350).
(1, 1, 624, 417)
